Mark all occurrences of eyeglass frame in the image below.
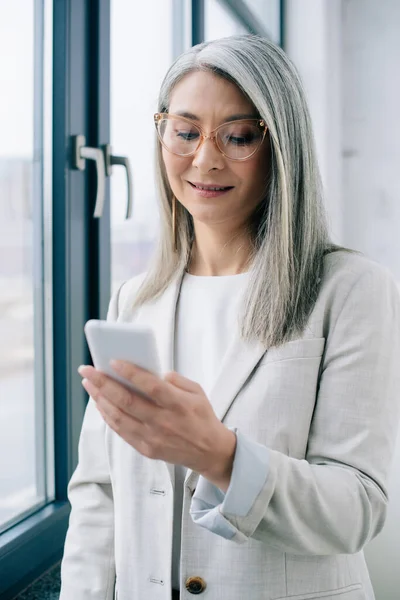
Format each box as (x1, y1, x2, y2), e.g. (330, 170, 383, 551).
(154, 112, 268, 162)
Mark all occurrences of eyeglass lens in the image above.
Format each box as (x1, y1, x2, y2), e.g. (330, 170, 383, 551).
(157, 116, 264, 159)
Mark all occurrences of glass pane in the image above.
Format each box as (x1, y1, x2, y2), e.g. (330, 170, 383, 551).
(110, 0, 174, 295)
(243, 0, 281, 43)
(0, 0, 53, 532)
(204, 0, 248, 41)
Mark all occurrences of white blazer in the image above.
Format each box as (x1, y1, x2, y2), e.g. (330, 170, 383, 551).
(59, 251, 400, 600)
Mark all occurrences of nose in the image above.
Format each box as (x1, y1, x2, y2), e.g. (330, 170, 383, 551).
(191, 136, 225, 172)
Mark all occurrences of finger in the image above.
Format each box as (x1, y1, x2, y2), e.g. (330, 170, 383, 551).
(95, 392, 140, 436)
(81, 377, 100, 400)
(110, 360, 175, 406)
(80, 379, 122, 428)
(78, 364, 97, 380)
(164, 371, 201, 393)
(82, 375, 157, 428)
(80, 369, 138, 413)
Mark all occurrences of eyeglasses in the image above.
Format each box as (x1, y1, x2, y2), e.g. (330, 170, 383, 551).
(154, 112, 267, 161)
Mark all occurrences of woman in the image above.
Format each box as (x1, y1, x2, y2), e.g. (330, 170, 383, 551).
(60, 35, 400, 600)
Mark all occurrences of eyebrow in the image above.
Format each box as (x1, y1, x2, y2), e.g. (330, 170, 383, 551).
(173, 110, 259, 123)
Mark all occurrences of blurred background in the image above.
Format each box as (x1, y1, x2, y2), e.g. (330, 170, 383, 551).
(0, 0, 399, 598)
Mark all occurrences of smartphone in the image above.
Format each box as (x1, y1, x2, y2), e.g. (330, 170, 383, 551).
(84, 319, 162, 397)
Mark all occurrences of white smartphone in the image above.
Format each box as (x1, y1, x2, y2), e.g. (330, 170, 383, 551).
(84, 319, 162, 397)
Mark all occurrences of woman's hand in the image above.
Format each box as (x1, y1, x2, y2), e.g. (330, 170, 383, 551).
(78, 361, 237, 491)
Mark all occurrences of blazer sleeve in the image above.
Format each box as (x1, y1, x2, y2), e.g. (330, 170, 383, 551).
(190, 264, 400, 555)
(59, 287, 122, 600)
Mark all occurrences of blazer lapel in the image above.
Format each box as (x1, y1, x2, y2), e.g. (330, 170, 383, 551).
(136, 275, 183, 375)
(132, 272, 184, 488)
(184, 323, 267, 490)
(208, 334, 267, 420)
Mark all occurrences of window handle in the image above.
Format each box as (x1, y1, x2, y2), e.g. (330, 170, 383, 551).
(104, 144, 133, 219)
(71, 134, 106, 218)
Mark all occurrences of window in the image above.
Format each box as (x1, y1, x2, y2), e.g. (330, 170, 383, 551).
(205, 0, 248, 41)
(242, 0, 281, 42)
(110, 0, 174, 294)
(0, 0, 54, 535)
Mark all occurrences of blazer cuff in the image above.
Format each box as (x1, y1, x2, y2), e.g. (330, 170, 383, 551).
(189, 428, 270, 542)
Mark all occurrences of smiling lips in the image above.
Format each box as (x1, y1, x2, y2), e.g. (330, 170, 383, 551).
(188, 181, 234, 198)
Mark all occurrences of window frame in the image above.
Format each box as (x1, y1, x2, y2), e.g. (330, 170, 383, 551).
(0, 0, 94, 596)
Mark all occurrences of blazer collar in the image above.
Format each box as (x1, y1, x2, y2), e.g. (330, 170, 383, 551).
(132, 270, 266, 490)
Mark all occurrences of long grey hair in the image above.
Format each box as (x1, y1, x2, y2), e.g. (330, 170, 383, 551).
(133, 34, 355, 348)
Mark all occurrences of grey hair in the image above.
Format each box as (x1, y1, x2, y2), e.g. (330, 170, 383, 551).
(133, 34, 356, 348)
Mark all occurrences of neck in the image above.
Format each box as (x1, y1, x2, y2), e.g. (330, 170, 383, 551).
(187, 223, 253, 276)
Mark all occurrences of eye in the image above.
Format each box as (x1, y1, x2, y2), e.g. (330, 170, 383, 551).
(226, 134, 253, 146)
(175, 129, 200, 141)
(219, 124, 261, 147)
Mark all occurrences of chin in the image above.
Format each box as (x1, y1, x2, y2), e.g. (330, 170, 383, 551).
(191, 212, 233, 228)
(186, 202, 221, 217)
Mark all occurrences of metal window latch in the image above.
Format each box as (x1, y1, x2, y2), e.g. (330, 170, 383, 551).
(71, 135, 106, 217)
(71, 135, 133, 219)
(103, 144, 133, 219)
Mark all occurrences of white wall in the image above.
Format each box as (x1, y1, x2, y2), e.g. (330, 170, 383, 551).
(285, 1, 400, 598)
(341, 0, 400, 281)
(341, 1, 400, 597)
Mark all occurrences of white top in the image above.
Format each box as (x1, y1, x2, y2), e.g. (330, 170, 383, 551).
(171, 270, 251, 591)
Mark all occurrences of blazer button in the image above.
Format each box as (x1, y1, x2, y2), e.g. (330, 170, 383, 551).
(185, 576, 207, 594)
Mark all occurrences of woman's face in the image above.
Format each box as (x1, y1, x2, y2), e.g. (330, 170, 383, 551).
(162, 70, 270, 230)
